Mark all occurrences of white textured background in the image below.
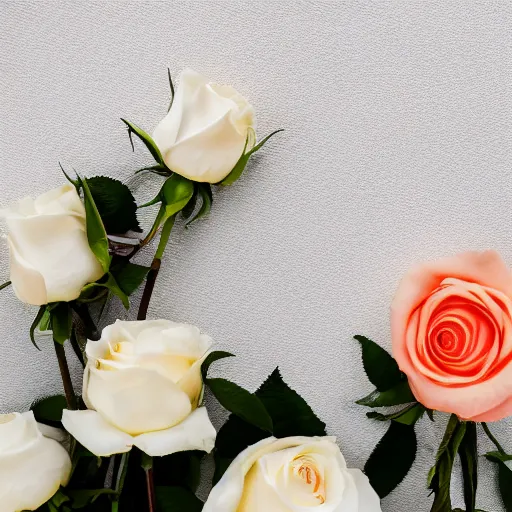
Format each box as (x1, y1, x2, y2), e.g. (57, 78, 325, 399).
(1, 1, 512, 510)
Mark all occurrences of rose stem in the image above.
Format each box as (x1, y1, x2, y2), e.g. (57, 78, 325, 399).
(145, 467, 156, 512)
(481, 422, 506, 455)
(137, 216, 176, 510)
(137, 215, 175, 321)
(54, 341, 77, 410)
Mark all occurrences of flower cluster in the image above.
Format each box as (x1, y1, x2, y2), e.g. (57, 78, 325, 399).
(0, 69, 381, 512)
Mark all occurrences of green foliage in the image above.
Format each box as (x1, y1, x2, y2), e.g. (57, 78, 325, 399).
(153, 451, 203, 492)
(213, 368, 326, 484)
(30, 306, 47, 350)
(200, 351, 234, 381)
(80, 176, 111, 273)
(31, 394, 67, 425)
(121, 119, 165, 166)
(366, 403, 425, 426)
(356, 381, 415, 408)
(110, 262, 150, 296)
(155, 486, 203, 512)
(428, 415, 468, 512)
(485, 451, 512, 511)
(364, 421, 417, 499)
(186, 184, 213, 226)
(459, 422, 478, 512)
(220, 129, 283, 186)
(80, 273, 129, 309)
(51, 303, 73, 345)
(86, 176, 141, 234)
(354, 335, 404, 391)
(207, 378, 273, 432)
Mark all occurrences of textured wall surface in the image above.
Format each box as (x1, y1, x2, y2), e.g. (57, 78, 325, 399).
(1, 1, 512, 510)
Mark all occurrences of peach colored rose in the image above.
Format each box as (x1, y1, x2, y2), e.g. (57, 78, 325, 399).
(391, 251, 512, 422)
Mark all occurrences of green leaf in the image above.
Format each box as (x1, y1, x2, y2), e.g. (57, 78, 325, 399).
(80, 176, 111, 273)
(145, 175, 195, 242)
(254, 368, 326, 437)
(86, 176, 141, 234)
(181, 185, 198, 220)
(67, 488, 118, 508)
(51, 303, 72, 345)
(201, 351, 235, 381)
(30, 306, 46, 351)
(367, 403, 425, 425)
(428, 415, 467, 512)
(110, 262, 150, 296)
(220, 129, 283, 186)
(31, 395, 67, 424)
(122, 119, 164, 166)
(356, 380, 415, 407)
(364, 421, 417, 498)
(186, 184, 213, 226)
(207, 378, 272, 432)
(485, 452, 512, 463)
(80, 273, 129, 309)
(0, 280, 11, 291)
(214, 368, 326, 483)
(153, 451, 203, 492)
(135, 164, 170, 176)
(459, 422, 478, 512)
(155, 486, 203, 512)
(354, 335, 405, 391)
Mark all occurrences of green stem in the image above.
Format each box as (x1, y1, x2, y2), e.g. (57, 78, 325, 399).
(154, 215, 176, 260)
(482, 422, 506, 455)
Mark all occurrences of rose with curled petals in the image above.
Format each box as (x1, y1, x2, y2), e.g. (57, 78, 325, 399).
(391, 250, 512, 421)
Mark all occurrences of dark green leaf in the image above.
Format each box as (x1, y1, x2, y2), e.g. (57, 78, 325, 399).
(135, 164, 170, 176)
(59, 162, 80, 189)
(153, 451, 203, 492)
(181, 185, 198, 220)
(354, 335, 405, 391)
(186, 184, 213, 226)
(254, 368, 326, 437)
(429, 416, 467, 512)
(207, 378, 272, 432)
(201, 351, 235, 381)
(31, 395, 67, 424)
(80, 176, 111, 273)
(110, 262, 150, 296)
(485, 451, 512, 511)
(30, 306, 46, 351)
(364, 421, 417, 498)
(356, 380, 415, 408)
(122, 119, 164, 166)
(485, 452, 512, 463)
(0, 280, 11, 291)
(220, 129, 283, 186)
(80, 273, 129, 309)
(86, 176, 141, 234)
(51, 303, 72, 345)
(155, 486, 203, 512)
(459, 422, 478, 512)
(367, 403, 425, 425)
(213, 368, 326, 483)
(67, 488, 118, 508)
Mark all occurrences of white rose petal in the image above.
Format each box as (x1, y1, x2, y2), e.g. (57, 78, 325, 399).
(0, 412, 71, 512)
(203, 436, 382, 512)
(153, 69, 255, 183)
(133, 407, 216, 456)
(1, 184, 104, 305)
(63, 319, 216, 458)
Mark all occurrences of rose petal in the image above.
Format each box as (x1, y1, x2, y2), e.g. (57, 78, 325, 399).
(61, 410, 133, 456)
(132, 407, 216, 457)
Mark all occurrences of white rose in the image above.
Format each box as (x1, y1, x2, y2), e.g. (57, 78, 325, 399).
(0, 411, 71, 512)
(1, 184, 104, 305)
(203, 436, 382, 512)
(62, 319, 216, 457)
(152, 69, 255, 183)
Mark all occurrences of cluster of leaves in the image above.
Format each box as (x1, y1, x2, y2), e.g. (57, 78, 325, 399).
(143, 352, 328, 509)
(355, 335, 512, 512)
